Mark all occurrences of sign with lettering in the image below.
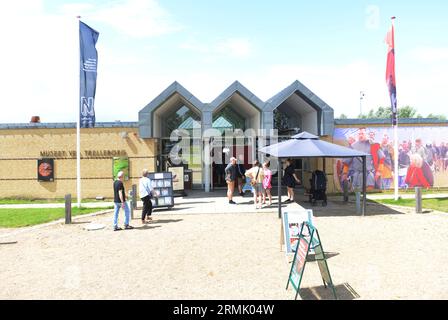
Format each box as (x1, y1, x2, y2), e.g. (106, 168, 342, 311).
(40, 150, 127, 158)
(286, 222, 337, 300)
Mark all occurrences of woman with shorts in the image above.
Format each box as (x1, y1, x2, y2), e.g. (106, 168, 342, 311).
(245, 160, 264, 209)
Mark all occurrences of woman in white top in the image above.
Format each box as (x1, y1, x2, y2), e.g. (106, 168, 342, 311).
(245, 160, 265, 209)
(139, 169, 153, 224)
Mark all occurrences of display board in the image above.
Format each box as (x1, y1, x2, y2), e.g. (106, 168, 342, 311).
(112, 157, 129, 180)
(37, 158, 54, 182)
(286, 222, 337, 300)
(147, 172, 174, 208)
(281, 210, 317, 254)
(168, 166, 184, 192)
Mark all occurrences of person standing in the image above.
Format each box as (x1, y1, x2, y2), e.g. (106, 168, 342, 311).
(139, 168, 153, 224)
(283, 159, 301, 203)
(225, 157, 238, 204)
(261, 160, 272, 206)
(113, 171, 133, 231)
(236, 156, 246, 196)
(245, 160, 264, 209)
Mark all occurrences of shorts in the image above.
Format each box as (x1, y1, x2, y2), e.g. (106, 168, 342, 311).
(252, 183, 263, 194)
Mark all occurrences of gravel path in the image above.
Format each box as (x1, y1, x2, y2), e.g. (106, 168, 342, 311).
(1, 200, 447, 300)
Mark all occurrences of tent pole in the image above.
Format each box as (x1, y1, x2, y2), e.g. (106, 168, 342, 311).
(362, 156, 366, 216)
(278, 157, 282, 219)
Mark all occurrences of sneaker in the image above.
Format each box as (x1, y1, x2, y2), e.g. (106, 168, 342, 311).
(239, 192, 244, 196)
(229, 200, 237, 204)
(283, 199, 292, 203)
(124, 225, 134, 230)
(113, 226, 122, 231)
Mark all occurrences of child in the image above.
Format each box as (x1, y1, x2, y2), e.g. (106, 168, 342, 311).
(262, 160, 272, 206)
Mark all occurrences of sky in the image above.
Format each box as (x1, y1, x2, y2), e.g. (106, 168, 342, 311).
(1, 0, 447, 124)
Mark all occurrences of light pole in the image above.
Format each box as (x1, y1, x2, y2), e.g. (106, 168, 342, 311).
(359, 91, 366, 116)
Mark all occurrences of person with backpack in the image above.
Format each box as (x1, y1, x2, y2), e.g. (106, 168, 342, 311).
(245, 160, 265, 209)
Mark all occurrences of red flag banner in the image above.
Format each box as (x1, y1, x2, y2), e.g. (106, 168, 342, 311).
(386, 21, 397, 125)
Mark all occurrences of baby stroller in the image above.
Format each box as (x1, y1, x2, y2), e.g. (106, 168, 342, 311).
(308, 170, 327, 206)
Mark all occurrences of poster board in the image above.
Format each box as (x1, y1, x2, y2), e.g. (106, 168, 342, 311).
(168, 166, 184, 191)
(281, 210, 315, 254)
(287, 223, 313, 299)
(37, 158, 54, 182)
(286, 222, 337, 300)
(147, 171, 174, 208)
(112, 157, 129, 180)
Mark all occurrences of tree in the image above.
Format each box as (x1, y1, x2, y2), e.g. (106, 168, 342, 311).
(358, 106, 425, 119)
(398, 105, 418, 118)
(427, 113, 447, 120)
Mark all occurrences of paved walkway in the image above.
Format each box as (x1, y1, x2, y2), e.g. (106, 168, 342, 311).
(0, 189, 305, 215)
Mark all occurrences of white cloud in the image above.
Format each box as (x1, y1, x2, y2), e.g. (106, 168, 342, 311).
(216, 38, 252, 58)
(409, 46, 448, 63)
(180, 37, 253, 60)
(60, 0, 182, 38)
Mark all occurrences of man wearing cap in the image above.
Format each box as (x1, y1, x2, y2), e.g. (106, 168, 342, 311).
(224, 157, 238, 204)
(113, 171, 134, 231)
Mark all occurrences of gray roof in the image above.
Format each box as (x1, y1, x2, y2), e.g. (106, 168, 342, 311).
(0, 122, 138, 130)
(138, 81, 204, 116)
(208, 81, 265, 112)
(264, 80, 333, 112)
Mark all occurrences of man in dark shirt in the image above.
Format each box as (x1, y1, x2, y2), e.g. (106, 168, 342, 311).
(113, 171, 133, 231)
(236, 157, 246, 196)
(224, 157, 238, 204)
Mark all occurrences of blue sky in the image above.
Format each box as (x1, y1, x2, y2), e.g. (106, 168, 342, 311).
(1, 0, 447, 123)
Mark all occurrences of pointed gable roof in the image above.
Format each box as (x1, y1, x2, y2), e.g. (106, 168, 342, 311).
(264, 80, 333, 113)
(139, 81, 204, 116)
(208, 81, 265, 112)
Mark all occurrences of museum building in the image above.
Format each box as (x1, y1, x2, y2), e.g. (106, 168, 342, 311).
(1, 80, 447, 199)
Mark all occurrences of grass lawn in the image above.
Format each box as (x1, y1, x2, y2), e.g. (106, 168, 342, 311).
(373, 197, 448, 213)
(0, 207, 113, 228)
(0, 198, 109, 205)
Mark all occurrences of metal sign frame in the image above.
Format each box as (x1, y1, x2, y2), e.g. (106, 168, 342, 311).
(286, 222, 337, 300)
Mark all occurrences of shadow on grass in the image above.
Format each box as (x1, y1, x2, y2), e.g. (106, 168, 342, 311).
(299, 282, 360, 300)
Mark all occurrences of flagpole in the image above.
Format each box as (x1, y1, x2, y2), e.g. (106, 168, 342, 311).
(392, 17, 399, 201)
(76, 15, 81, 209)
